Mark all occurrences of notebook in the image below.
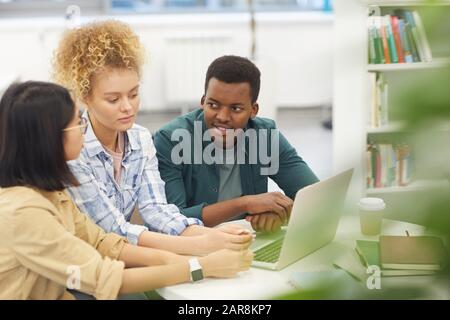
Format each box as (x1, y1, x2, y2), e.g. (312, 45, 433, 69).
(355, 240, 380, 267)
(355, 240, 437, 277)
(379, 236, 447, 271)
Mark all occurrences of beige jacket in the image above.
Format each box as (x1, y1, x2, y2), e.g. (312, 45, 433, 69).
(0, 186, 127, 300)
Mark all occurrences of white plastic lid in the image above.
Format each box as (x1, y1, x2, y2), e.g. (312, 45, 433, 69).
(358, 197, 386, 211)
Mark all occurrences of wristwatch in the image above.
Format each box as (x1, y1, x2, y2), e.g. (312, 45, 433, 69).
(188, 258, 204, 282)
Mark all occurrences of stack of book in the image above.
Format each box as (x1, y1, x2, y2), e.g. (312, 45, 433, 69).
(355, 236, 447, 277)
(367, 10, 432, 64)
(366, 143, 413, 189)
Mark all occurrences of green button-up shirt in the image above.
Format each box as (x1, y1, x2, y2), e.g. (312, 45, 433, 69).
(154, 109, 319, 221)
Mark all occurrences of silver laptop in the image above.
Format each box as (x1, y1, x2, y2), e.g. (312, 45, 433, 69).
(251, 168, 354, 270)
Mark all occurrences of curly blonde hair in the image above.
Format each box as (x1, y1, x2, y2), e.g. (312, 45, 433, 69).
(53, 20, 145, 99)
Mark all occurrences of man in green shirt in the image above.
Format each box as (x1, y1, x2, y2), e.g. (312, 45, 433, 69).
(154, 55, 319, 232)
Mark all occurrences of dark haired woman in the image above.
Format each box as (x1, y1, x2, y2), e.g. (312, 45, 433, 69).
(0, 81, 253, 300)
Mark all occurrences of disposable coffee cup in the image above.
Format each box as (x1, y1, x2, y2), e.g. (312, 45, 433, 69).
(358, 197, 385, 236)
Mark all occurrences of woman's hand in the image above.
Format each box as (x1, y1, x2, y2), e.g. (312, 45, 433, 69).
(215, 223, 253, 236)
(199, 249, 253, 278)
(198, 227, 253, 254)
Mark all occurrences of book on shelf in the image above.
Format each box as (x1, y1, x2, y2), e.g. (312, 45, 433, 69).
(355, 240, 437, 277)
(397, 18, 413, 63)
(379, 236, 447, 271)
(366, 143, 413, 189)
(412, 11, 433, 62)
(383, 15, 399, 63)
(368, 16, 390, 64)
(368, 72, 388, 128)
(394, 9, 433, 62)
(368, 10, 432, 65)
(391, 15, 405, 63)
(368, 26, 378, 64)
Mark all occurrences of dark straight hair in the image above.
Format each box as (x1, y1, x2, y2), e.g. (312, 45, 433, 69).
(0, 81, 79, 191)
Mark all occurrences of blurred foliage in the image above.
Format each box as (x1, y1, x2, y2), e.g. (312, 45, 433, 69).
(276, 0, 450, 300)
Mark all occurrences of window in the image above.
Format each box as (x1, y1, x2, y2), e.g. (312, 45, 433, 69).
(0, 0, 107, 17)
(0, 0, 333, 17)
(111, 0, 332, 13)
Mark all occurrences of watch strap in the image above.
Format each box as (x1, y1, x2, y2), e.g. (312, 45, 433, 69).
(189, 258, 204, 282)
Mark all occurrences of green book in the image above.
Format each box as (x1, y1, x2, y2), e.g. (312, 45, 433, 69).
(374, 28, 385, 64)
(355, 240, 380, 267)
(368, 27, 377, 64)
(368, 17, 384, 64)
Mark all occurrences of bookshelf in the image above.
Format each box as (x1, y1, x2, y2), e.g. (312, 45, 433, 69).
(333, 0, 450, 215)
(367, 179, 449, 194)
(366, 121, 405, 133)
(367, 57, 450, 71)
(362, 0, 450, 6)
(367, 120, 450, 133)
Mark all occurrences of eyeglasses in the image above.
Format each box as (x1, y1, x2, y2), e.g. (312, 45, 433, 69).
(63, 117, 88, 134)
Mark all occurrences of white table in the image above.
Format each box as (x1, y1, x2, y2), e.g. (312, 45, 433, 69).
(157, 215, 449, 300)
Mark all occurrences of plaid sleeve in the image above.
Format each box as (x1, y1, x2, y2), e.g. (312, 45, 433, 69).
(136, 131, 203, 235)
(66, 160, 148, 245)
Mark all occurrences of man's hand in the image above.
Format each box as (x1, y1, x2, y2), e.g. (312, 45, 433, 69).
(246, 212, 283, 233)
(243, 192, 293, 223)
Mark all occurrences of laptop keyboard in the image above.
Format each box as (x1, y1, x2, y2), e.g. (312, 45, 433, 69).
(253, 237, 284, 263)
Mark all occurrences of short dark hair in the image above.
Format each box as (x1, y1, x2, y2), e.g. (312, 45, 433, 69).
(204, 55, 261, 103)
(0, 81, 79, 191)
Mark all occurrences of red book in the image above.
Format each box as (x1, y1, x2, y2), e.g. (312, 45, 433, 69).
(375, 147, 382, 188)
(391, 16, 405, 63)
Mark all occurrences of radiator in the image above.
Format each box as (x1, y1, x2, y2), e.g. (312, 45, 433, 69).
(163, 33, 233, 111)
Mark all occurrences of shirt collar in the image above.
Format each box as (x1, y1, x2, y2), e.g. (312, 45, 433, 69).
(125, 127, 141, 152)
(37, 189, 71, 204)
(82, 111, 104, 158)
(82, 111, 140, 159)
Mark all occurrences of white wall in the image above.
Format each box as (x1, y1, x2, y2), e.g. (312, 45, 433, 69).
(0, 12, 333, 112)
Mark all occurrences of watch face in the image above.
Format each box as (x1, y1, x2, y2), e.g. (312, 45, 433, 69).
(191, 269, 204, 282)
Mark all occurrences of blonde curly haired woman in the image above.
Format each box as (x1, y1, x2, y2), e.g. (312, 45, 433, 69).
(53, 20, 252, 256)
